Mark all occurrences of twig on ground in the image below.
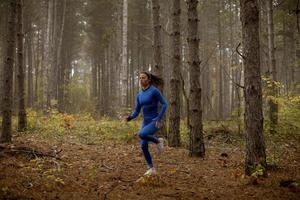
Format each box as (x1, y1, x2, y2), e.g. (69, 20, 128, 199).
(178, 170, 191, 174)
(7, 148, 61, 160)
(103, 182, 119, 200)
(119, 178, 136, 183)
(103, 171, 123, 200)
(101, 161, 114, 170)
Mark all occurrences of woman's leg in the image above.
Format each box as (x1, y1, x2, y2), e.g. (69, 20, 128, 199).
(139, 121, 160, 143)
(139, 121, 160, 169)
(141, 140, 153, 168)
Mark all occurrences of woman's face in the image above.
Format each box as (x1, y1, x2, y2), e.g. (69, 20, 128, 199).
(139, 73, 150, 88)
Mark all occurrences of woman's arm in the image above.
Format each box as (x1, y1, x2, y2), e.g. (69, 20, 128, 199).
(154, 88, 168, 121)
(127, 94, 141, 121)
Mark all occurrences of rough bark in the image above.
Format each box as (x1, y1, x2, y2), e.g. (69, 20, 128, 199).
(1, 0, 17, 143)
(152, 0, 167, 138)
(16, 0, 26, 131)
(168, 0, 181, 147)
(152, 0, 163, 78)
(187, 0, 205, 157)
(0, 4, 9, 114)
(240, 0, 267, 175)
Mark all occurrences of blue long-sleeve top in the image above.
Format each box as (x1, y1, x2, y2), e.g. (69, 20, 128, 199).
(130, 85, 168, 122)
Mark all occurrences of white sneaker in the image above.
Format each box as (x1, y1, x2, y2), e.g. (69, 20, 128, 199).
(157, 138, 164, 155)
(144, 167, 157, 176)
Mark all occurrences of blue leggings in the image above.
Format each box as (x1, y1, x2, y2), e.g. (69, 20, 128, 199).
(139, 120, 160, 168)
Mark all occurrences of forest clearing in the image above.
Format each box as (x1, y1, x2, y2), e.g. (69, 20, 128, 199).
(0, 114, 299, 200)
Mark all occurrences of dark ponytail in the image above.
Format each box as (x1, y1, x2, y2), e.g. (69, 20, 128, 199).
(140, 71, 164, 87)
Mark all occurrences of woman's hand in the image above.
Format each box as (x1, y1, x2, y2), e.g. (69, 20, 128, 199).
(124, 115, 132, 122)
(155, 120, 162, 129)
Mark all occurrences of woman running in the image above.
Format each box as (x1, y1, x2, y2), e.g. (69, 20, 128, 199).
(126, 71, 168, 176)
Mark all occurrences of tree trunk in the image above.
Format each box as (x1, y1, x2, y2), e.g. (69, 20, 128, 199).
(109, 37, 118, 118)
(43, 0, 52, 112)
(129, 47, 135, 108)
(102, 49, 108, 115)
(201, 1, 212, 120)
(187, 0, 205, 157)
(0, 4, 9, 115)
(64, 48, 71, 112)
(126, 49, 130, 107)
(152, 0, 163, 78)
(49, 0, 57, 105)
(230, 0, 235, 115)
(16, 0, 26, 131)
(218, 1, 224, 120)
(26, 25, 33, 108)
(57, 49, 65, 113)
(235, 0, 243, 135)
(40, 31, 44, 107)
(259, 1, 269, 75)
(40, 25, 45, 110)
(240, 0, 267, 176)
(91, 57, 97, 102)
(1, 0, 17, 143)
(34, 29, 40, 108)
(57, 0, 67, 112)
(152, 0, 167, 138)
(168, 0, 181, 147)
(121, 0, 128, 108)
(267, 0, 278, 134)
(97, 56, 102, 116)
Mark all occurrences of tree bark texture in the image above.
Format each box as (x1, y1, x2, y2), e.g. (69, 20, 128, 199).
(16, 0, 27, 131)
(187, 0, 205, 157)
(1, 0, 17, 143)
(168, 0, 181, 147)
(240, 0, 267, 175)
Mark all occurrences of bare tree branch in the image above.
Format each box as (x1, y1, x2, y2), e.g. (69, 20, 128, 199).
(220, 61, 245, 90)
(200, 46, 218, 75)
(236, 43, 245, 60)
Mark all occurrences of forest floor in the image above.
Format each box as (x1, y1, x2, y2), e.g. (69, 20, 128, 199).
(0, 116, 300, 200)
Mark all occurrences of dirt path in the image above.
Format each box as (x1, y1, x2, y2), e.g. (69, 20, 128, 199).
(0, 134, 299, 200)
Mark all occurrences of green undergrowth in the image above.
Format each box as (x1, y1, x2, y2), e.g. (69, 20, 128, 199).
(264, 95, 300, 138)
(12, 109, 140, 145)
(5, 94, 299, 149)
(2, 106, 298, 172)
